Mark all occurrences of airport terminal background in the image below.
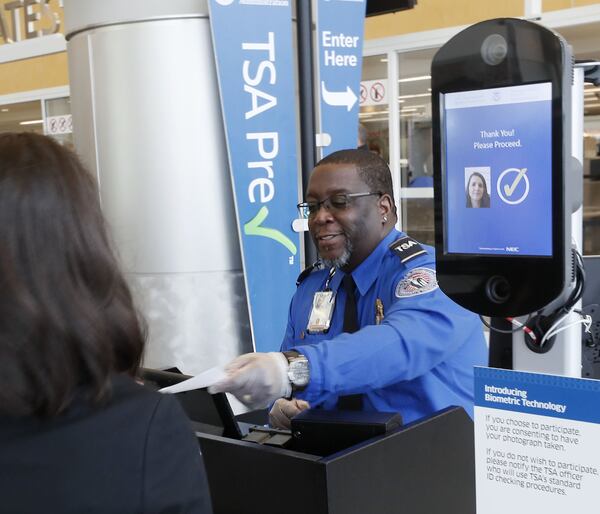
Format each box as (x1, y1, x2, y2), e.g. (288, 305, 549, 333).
(2, 1, 600, 255)
(2, 3, 600, 512)
(1, 0, 600, 371)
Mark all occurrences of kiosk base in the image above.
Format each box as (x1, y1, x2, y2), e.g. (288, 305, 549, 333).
(197, 406, 475, 514)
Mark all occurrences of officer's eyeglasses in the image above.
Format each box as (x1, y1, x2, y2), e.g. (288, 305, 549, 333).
(297, 192, 381, 219)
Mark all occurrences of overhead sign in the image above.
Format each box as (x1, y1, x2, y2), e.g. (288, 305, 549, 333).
(474, 367, 600, 513)
(316, 0, 366, 157)
(0, 0, 61, 44)
(0, 0, 65, 63)
(208, 0, 301, 353)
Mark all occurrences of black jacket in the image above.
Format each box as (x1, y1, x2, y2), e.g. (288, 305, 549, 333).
(0, 375, 212, 513)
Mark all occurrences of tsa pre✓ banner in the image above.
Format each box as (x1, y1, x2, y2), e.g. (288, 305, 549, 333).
(209, 0, 301, 352)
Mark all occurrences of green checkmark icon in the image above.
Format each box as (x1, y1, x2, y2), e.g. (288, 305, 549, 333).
(244, 206, 297, 255)
(503, 168, 527, 197)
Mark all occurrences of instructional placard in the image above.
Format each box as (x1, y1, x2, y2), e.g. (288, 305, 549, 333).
(475, 367, 600, 513)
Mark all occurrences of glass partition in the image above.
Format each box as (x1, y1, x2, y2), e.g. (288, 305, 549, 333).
(396, 48, 435, 245)
(0, 101, 43, 134)
(359, 54, 390, 161)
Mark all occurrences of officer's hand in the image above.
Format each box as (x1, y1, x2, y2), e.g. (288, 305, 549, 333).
(269, 398, 310, 430)
(209, 352, 290, 409)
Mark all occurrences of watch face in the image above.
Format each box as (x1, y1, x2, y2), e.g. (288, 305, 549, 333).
(288, 358, 310, 387)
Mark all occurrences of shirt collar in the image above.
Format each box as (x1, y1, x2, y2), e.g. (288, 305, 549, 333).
(341, 228, 403, 296)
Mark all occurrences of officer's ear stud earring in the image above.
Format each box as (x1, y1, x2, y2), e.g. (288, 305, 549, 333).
(383, 216, 388, 223)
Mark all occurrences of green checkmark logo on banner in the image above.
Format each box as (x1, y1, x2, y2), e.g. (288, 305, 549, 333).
(244, 206, 298, 255)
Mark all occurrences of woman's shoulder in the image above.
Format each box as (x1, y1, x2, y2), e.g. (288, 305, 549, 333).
(106, 374, 183, 420)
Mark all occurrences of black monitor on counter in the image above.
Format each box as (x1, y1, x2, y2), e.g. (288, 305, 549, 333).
(140, 368, 241, 439)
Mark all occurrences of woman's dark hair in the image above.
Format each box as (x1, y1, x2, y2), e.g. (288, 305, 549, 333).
(0, 133, 145, 417)
(465, 171, 491, 208)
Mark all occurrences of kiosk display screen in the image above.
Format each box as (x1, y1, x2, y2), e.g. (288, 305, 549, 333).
(441, 82, 553, 257)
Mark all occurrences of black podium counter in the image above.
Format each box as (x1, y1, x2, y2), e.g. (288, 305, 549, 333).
(197, 406, 475, 514)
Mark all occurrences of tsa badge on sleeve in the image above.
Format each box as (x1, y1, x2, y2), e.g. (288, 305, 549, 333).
(307, 291, 335, 334)
(395, 268, 439, 298)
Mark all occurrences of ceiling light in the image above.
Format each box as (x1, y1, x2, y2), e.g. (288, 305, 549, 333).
(360, 110, 390, 117)
(362, 117, 390, 123)
(380, 57, 388, 63)
(398, 75, 431, 83)
(398, 93, 431, 100)
(19, 119, 43, 125)
(1, 108, 9, 112)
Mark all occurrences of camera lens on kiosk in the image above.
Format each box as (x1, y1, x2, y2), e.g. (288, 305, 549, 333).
(481, 34, 508, 66)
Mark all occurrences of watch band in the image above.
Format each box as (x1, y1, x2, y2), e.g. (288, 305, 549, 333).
(282, 351, 309, 393)
(282, 350, 300, 362)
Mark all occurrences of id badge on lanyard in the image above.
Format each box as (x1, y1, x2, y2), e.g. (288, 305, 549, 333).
(307, 268, 336, 334)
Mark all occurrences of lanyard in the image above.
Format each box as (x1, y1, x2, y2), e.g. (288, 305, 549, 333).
(324, 267, 336, 291)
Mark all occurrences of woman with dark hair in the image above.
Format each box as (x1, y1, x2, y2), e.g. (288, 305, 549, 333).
(0, 133, 211, 513)
(465, 171, 491, 208)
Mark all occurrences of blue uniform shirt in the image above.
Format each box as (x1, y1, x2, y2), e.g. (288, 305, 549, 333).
(281, 228, 488, 424)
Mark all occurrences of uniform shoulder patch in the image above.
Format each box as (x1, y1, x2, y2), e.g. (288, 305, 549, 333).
(389, 236, 427, 263)
(395, 267, 438, 298)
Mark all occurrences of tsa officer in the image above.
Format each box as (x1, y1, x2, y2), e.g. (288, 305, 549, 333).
(211, 149, 488, 428)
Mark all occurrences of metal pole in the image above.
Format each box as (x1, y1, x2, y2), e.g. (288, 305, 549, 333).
(296, 0, 318, 265)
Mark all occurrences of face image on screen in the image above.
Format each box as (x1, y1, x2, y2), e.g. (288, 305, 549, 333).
(441, 82, 553, 256)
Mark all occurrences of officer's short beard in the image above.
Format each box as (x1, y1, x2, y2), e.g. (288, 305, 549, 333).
(320, 238, 353, 270)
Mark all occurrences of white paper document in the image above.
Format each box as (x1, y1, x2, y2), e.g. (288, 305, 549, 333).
(159, 366, 227, 394)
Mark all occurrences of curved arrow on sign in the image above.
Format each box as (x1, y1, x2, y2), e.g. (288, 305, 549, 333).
(321, 81, 358, 111)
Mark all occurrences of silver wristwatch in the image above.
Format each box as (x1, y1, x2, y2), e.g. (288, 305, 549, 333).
(284, 352, 310, 390)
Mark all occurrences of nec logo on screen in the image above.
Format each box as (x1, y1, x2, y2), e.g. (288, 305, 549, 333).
(505, 246, 520, 253)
